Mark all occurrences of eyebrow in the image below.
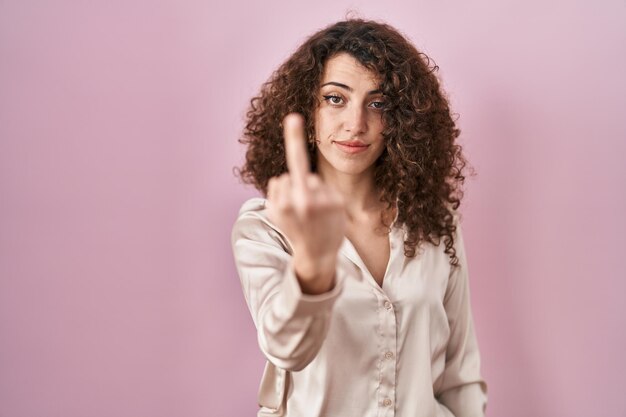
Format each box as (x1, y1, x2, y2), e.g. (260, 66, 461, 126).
(321, 81, 382, 95)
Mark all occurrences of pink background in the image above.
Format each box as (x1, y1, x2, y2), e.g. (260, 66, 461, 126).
(1, 1, 624, 416)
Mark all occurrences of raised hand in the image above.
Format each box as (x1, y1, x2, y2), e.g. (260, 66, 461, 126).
(266, 113, 346, 294)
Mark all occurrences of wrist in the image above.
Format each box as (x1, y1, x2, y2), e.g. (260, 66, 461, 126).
(292, 252, 337, 295)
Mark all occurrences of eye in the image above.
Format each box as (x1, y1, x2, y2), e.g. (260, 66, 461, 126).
(322, 94, 344, 105)
(370, 100, 385, 110)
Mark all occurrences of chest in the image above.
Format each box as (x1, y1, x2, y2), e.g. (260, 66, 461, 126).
(346, 223, 391, 287)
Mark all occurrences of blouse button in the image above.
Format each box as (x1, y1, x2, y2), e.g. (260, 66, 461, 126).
(384, 301, 392, 310)
(384, 351, 394, 359)
(383, 398, 392, 407)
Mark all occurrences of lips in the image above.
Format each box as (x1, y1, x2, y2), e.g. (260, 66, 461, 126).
(333, 140, 369, 147)
(333, 140, 370, 154)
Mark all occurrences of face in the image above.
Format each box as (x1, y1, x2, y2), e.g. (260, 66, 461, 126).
(313, 52, 386, 178)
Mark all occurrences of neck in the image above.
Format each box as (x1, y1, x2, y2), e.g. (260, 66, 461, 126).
(316, 161, 383, 221)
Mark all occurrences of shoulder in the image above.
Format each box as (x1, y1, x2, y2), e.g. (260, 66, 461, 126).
(236, 197, 268, 218)
(231, 197, 293, 253)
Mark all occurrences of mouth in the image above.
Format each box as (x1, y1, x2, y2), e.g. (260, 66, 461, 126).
(333, 140, 370, 154)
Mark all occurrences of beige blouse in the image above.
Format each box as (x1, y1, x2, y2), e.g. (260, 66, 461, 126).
(231, 197, 487, 417)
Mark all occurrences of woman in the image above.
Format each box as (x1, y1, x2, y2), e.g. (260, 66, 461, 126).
(231, 18, 488, 417)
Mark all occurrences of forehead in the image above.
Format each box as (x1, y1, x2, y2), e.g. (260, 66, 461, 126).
(321, 53, 381, 88)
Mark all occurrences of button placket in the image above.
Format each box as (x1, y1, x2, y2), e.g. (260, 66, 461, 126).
(378, 297, 397, 416)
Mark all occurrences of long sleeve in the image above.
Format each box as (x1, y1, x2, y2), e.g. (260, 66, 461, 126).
(230, 204, 347, 372)
(434, 220, 488, 417)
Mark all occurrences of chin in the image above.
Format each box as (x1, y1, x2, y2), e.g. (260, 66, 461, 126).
(316, 147, 381, 176)
(329, 159, 376, 176)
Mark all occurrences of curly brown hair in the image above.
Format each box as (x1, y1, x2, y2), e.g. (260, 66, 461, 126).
(235, 18, 472, 268)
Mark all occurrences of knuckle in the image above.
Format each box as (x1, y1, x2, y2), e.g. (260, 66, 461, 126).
(294, 195, 312, 214)
(277, 199, 291, 212)
(279, 174, 291, 188)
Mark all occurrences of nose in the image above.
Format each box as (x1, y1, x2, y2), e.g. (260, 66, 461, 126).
(343, 103, 367, 136)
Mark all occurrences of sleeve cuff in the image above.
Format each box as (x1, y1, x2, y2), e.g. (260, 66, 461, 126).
(278, 258, 347, 317)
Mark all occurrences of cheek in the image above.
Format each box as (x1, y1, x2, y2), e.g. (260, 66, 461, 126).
(315, 112, 338, 142)
(370, 114, 385, 131)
